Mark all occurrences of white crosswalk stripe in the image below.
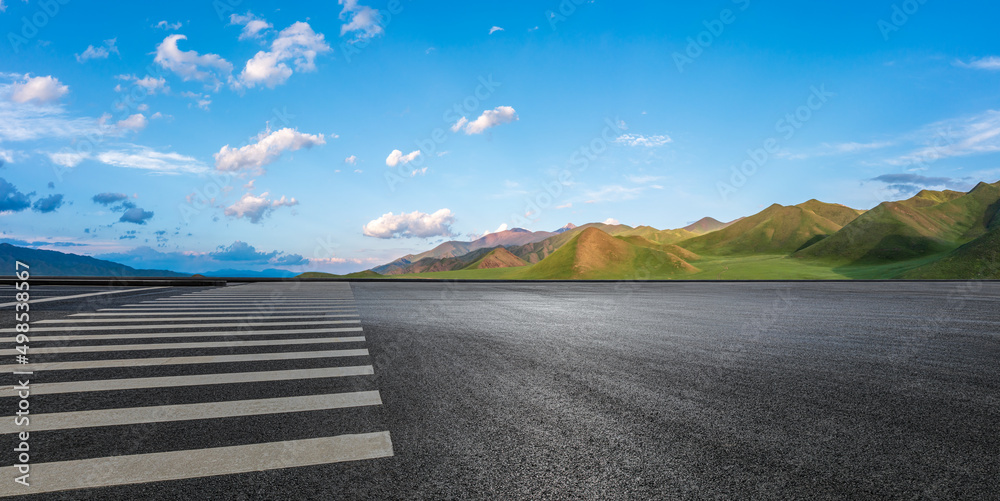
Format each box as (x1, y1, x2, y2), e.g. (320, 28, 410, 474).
(0, 282, 393, 496)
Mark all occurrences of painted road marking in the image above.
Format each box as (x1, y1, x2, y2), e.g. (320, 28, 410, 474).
(0, 365, 374, 397)
(0, 432, 394, 496)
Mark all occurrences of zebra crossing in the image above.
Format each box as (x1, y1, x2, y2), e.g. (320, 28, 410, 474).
(0, 282, 392, 497)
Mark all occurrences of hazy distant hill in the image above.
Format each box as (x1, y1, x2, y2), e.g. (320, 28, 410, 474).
(373, 227, 558, 275)
(0, 243, 186, 277)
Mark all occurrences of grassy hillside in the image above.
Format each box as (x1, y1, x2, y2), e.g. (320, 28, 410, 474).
(463, 247, 528, 270)
(677, 203, 847, 255)
(797, 182, 1000, 263)
(365, 181, 1000, 280)
(902, 227, 1000, 279)
(520, 227, 699, 279)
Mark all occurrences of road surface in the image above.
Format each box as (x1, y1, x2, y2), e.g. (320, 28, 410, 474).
(0, 281, 998, 499)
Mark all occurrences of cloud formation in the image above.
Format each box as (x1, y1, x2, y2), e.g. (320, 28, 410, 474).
(97, 145, 206, 174)
(215, 128, 326, 172)
(956, 56, 1000, 71)
(0, 177, 32, 213)
(8, 75, 69, 104)
(224, 192, 299, 223)
(154, 34, 233, 88)
(76, 39, 119, 63)
(363, 209, 456, 239)
(339, 0, 385, 40)
(614, 133, 672, 147)
(234, 22, 331, 89)
(92, 192, 129, 205)
(452, 106, 518, 135)
(385, 149, 421, 167)
(230, 12, 273, 40)
(32, 193, 64, 213)
(119, 207, 154, 224)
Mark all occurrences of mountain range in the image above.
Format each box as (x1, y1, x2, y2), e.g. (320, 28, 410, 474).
(5, 181, 998, 280)
(349, 180, 1000, 280)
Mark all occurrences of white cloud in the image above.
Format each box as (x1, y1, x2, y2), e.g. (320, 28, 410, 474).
(555, 202, 572, 209)
(363, 209, 456, 239)
(96, 145, 207, 174)
(76, 39, 119, 63)
(339, 0, 385, 40)
(489, 26, 504, 35)
(115, 113, 148, 132)
(155, 20, 183, 31)
(180, 91, 211, 110)
(385, 149, 421, 167)
(603, 218, 620, 225)
(410, 167, 428, 177)
(224, 192, 299, 223)
(8, 75, 69, 104)
(230, 12, 274, 40)
(214, 127, 326, 172)
(234, 22, 331, 89)
(0, 100, 104, 142)
(344, 155, 357, 164)
(885, 110, 1000, 167)
(454, 106, 518, 135)
(115, 74, 170, 95)
(956, 56, 1000, 71)
(614, 133, 672, 147)
(449, 116, 468, 133)
(154, 34, 233, 88)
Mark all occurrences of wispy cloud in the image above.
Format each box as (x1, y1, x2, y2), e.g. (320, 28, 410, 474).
(884, 110, 1000, 167)
(613, 133, 672, 147)
(97, 144, 207, 174)
(955, 56, 1000, 71)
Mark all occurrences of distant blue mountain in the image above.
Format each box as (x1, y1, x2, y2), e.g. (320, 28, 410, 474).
(0, 243, 186, 277)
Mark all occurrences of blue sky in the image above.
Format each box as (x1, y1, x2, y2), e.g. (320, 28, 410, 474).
(1, 0, 999, 274)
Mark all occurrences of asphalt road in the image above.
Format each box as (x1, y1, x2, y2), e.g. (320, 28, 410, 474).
(1, 282, 998, 499)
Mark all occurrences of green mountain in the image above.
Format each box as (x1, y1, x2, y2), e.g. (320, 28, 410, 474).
(796, 182, 1000, 263)
(354, 181, 1000, 280)
(522, 227, 700, 279)
(902, 226, 1000, 279)
(676, 201, 859, 255)
(463, 247, 529, 270)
